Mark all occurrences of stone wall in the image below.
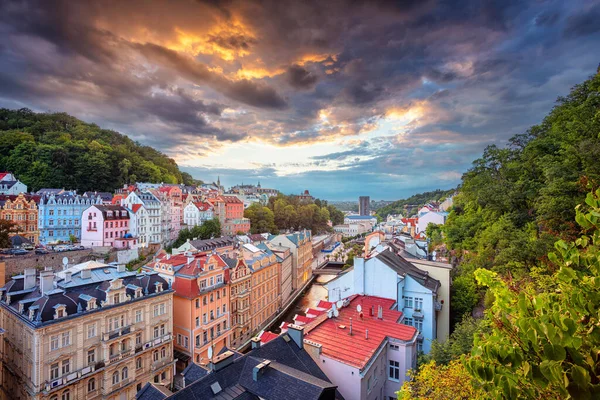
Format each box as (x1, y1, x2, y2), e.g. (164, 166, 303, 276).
(1, 249, 100, 279)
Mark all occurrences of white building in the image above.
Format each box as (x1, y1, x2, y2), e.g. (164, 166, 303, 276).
(0, 172, 27, 195)
(344, 215, 378, 227)
(121, 191, 162, 244)
(333, 222, 372, 237)
(183, 201, 214, 227)
(125, 203, 150, 247)
(416, 211, 448, 234)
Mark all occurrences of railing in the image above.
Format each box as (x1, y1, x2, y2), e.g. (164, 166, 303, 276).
(44, 363, 99, 392)
(151, 358, 172, 371)
(102, 325, 134, 342)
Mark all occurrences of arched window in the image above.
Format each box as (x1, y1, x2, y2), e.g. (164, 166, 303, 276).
(50, 396, 58, 400)
(122, 367, 128, 380)
(160, 347, 166, 358)
(112, 371, 120, 385)
(153, 350, 159, 362)
(136, 357, 142, 369)
(61, 390, 70, 400)
(88, 378, 96, 392)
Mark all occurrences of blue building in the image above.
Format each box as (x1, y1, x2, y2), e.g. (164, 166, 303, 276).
(37, 191, 103, 244)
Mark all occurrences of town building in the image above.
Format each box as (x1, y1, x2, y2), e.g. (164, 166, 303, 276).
(226, 244, 280, 349)
(81, 205, 137, 248)
(344, 215, 378, 227)
(171, 252, 232, 369)
(209, 195, 250, 235)
(171, 236, 237, 256)
(265, 243, 293, 306)
(324, 245, 448, 354)
(0, 193, 40, 245)
(137, 326, 339, 400)
(121, 191, 162, 244)
(303, 295, 418, 400)
(296, 189, 314, 202)
(37, 191, 103, 245)
(125, 204, 150, 248)
(358, 196, 370, 216)
(82, 192, 114, 204)
(157, 186, 183, 241)
(0, 264, 174, 400)
(333, 222, 372, 237)
(182, 201, 214, 228)
(0, 172, 27, 195)
(269, 231, 313, 292)
(416, 211, 448, 234)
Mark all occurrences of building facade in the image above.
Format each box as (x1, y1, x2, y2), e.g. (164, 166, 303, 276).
(269, 231, 313, 292)
(0, 265, 174, 400)
(38, 191, 103, 245)
(80, 205, 137, 249)
(0, 172, 27, 195)
(182, 202, 214, 228)
(359, 196, 370, 216)
(0, 194, 40, 245)
(209, 196, 250, 235)
(121, 192, 162, 245)
(171, 253, 232, 369)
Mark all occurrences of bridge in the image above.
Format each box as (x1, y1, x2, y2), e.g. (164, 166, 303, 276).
(312, 261, 346, 276)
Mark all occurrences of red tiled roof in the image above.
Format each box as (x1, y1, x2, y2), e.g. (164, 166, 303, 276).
(112, 194, 125, 204)
(305, 295, 417, 369)
(401, 218, 418, 225)
(259, 331, 279, 344)
(172, 276, 199, 299)
(306, 308, 325, 317)
(316, 300, 333, 309)
(131, 204, 142, 213)
(0, 173, 7, 180)
(193, 202, 213, 211)
(294, 315, 313, 325)
(156, 254, 189, 266)
(219, 195, 242, 204)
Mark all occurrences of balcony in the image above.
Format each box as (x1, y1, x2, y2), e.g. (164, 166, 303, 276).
(44, 363, 101, 393)
(412, 310, 424, 319)
(151, 357, 173, 371)
(434, 301, 443, 311)
(102, 325, 134, 342)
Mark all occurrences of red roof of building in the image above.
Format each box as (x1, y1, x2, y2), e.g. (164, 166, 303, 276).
(294, 315, 314, 325)
(316, 300, 333, 309)
(131, 204, 142, 213)
(219, 195, 243, 204)
(306, 308, 325, 317)
(305, 295, 417, 369)
(259, 331, 279, 344)
(401, 218, 418, 225)
(0, 173, 8, 180)
(193, 202, 213, 211)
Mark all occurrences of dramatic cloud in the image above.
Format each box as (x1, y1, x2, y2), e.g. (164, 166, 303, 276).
(0, 0, 599, 199)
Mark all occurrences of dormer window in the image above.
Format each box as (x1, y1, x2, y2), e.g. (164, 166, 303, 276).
(155, 282, 163, 292)
(88, 299, 97, 310)
(29, 308, 36, 321)
(54, 304, 67, 319)
(113, 293, 120, 304)
(135, 288, 142, 298)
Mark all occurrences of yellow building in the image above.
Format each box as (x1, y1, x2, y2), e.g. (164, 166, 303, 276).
(0, 265, 174, 400)
(0, 193, 40, 245)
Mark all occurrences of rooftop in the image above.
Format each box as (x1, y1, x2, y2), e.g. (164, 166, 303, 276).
(304, 295, 417, 369)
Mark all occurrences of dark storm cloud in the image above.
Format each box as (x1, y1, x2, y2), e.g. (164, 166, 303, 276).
(1, 0, 599, 198)
(285, 65, 319, 90)
(564, 3, 600, 38)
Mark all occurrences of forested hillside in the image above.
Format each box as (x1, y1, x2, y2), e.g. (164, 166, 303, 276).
(0, 108, 199, 192)
(376, 188, 455, 219)
(400, 68, 600, 400)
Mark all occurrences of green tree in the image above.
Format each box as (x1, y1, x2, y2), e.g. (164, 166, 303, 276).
(0, 220, 17, 248)
(466, 189, 600, 399)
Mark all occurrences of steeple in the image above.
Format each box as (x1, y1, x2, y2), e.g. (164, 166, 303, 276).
(217, 176, 221, 187)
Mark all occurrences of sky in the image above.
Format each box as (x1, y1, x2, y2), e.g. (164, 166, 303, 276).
(0, 0, 599, 200)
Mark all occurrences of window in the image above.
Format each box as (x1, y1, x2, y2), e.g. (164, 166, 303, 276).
(88, 378, 96, 392)
(61, 359, 70, 375)
(203, 296, 207, 305)
(160, 324, 166, 336)
(154, 326, 159, 339)
(135, 309, 142, 323)
(87, 349, 95, 364)
(195, 298, 200, 308)
(196, 335, 200, 346)
(417, 340, 423, 352)
(415, 297, 423, 310)
(61, 331, 71, 347)
(404, 317, 413, 327)
(203, 313, 207, 324)
(161, 347, 167, 358)
(404, 297, 413, 308)
(195, 317, 199, 327)
(112, 371, 120, 385)
(414, 319, 423, 332)
(50, 363, 59, 380)
(50, 335, 59, 351)
(136, 357, 142, 369)
(203, 331, 208, 344)
(61, 390, 70, 400)
(183, 336, 189, 348)
(136, 333, 142, 346)
(388, 360, 400, 381)
(153, 351, 159, 362)
(113, 293, 120, 304)
(87, 323, 96, 339)
(122, 367, 128, 380)
(154, 303, 166, 317)
(222, 304, 226, 313)
(389, 343, 399, 351)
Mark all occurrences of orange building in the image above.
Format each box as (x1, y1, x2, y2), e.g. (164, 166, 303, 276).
(171, 252, 232, 369)
(209, 195, 250, 235)
(0, 193, 40, 245)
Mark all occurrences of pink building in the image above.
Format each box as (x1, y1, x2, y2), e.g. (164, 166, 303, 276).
(303, 295, 418, 400)
(158, 186, 183, 241)
(81, 205, 138, 248)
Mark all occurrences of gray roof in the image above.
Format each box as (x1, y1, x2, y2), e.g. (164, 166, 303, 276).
(145, 335, 341, 400)
(376, 249, 440, 293)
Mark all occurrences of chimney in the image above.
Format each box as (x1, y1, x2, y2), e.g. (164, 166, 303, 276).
(251, 337, 261, 349)
(24, 268, 36, 290)
(365, 329, 369, 340)
(349, 318, 353, 336)
(252, 360, 271, 382)
(40, 267, 55, 295)
(287, 324, 304, 349)
(378, 306, 383, 320)
(81, 269, 91, 279)
(370, 305, 374, 317)
(64, 271, 72, 283)
(209, 351, 235, 372)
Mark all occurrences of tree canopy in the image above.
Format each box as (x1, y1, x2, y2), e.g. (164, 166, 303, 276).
(376, 188, 455, 219)
(0, 108, 196, 192)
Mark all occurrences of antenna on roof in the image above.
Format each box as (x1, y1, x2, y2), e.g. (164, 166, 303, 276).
(327, 309, 333, 319)
(336, 300, 343, 310)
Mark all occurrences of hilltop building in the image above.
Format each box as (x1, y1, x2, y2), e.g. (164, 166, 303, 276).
(0, 172, 27, 195)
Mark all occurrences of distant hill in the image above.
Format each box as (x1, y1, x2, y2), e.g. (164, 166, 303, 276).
(0, 108, 200, 192)
(376, 188, 456, 218)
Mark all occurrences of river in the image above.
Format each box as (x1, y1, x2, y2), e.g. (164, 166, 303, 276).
(271, 274, 337, 333)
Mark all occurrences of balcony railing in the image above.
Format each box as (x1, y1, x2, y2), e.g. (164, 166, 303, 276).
(44, 363, 100, 393)
(102, 325, 134, 342)
(151, 357, 172, 371)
